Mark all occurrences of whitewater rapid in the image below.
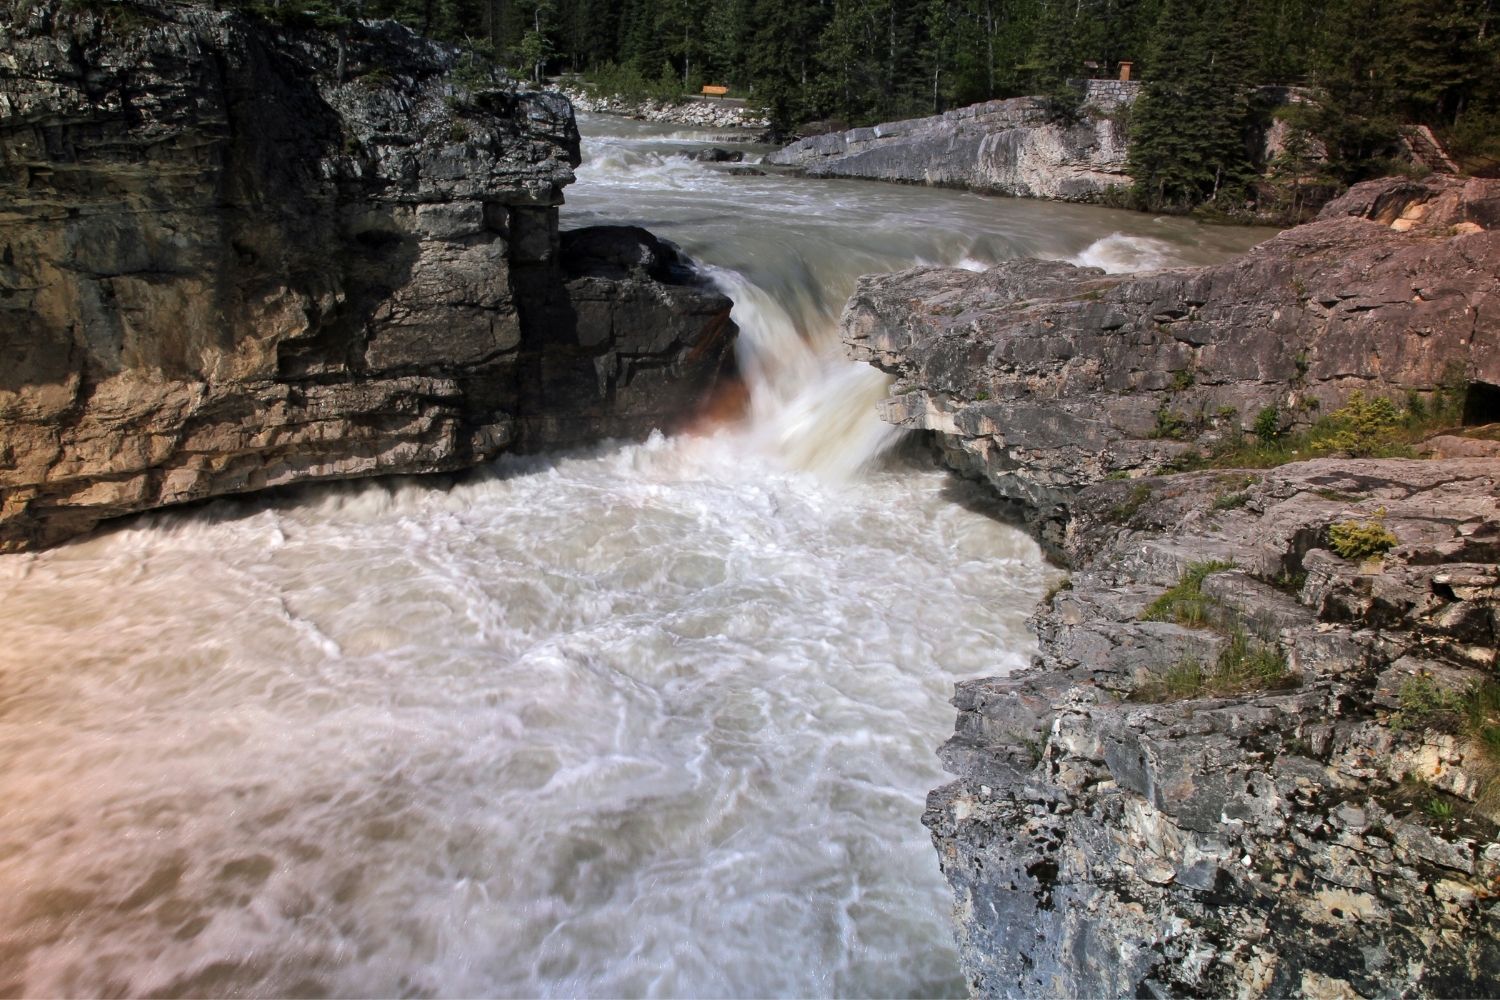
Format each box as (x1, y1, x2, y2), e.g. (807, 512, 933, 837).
(0, 115, 1271, 997)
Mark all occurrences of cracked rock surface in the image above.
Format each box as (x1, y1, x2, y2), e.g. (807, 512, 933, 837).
(929, 460, 1499, 998)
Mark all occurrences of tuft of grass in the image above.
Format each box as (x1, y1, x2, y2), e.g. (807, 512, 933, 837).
(1174, 388, 1463, 472)
(1328, 510, 1398, 561)
(1272, 569, 1307, 595)
(1141, 561, 1236, 625)
(1132, 628, 1296, 702)
(1390, 676, 1500, 818)
(1212, 491, 1251, 511)
(1171, 370, 1196, 392)
(1151, 406, 1194, 441)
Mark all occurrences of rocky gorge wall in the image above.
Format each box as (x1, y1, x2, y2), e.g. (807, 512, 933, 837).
(766, 81, 1137, 202)
(843, 176, 1500, 996)
(0, 1, 735, 552)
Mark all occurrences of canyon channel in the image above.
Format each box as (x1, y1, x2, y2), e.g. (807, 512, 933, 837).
(0, 114, 1269, 997)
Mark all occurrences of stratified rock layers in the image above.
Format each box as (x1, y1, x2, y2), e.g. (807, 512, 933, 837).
(0, 1, 735, 551)
(842, 176, 1500, 997)
(766, 83, 1136, 201)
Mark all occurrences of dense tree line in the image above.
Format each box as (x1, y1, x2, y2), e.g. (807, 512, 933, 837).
(242, 0, 1500, 210)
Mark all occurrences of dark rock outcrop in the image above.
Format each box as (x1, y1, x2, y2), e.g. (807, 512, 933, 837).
(841, 175, 1500, 997)
(766, 82, 1137, 201)
(843, 175, 1500, 552)
(0, 1, 735, 552)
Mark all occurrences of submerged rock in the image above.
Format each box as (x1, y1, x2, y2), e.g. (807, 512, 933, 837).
(766, 82, 1137, 201)
(0, 0, 735, 552)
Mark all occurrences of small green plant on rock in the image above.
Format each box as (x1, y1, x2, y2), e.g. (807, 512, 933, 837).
(1390, 671, 1464, 731)
(1171, 370, 1196, 392)
(1253, 405, 1281, 443)
(1132, 628, 1294, 702)
(1152, 406, 1193, 441)
(1212, 491, 1250, 511)
(1328, 510, 1398, 561)
(1141, 561, 1235, 625)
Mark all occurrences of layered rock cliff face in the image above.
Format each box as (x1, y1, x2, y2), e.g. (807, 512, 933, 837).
(0, 1, 735, 552)
(765, 82, 1136, 201)
(846, 175, 1500, 552)
(843, 176, 1500, 997)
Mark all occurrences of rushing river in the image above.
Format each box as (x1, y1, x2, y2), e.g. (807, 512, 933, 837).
(0, 115, 1270, 998)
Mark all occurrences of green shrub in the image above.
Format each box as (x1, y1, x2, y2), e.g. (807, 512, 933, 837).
(1253, 405, 1281, 443)
(1328, 510, 1398, 560)
(1313, 391, 1403, 457)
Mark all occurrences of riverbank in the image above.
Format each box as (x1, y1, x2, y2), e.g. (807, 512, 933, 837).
(845, 173, 1500, 996)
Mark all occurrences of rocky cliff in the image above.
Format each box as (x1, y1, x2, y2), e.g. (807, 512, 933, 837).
(765, 82, 1137, 202)
(0, 0, 735, 552)
(843, 176, 1500, 997)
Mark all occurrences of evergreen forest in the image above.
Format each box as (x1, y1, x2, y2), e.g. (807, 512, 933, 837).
(236, 0, 1500, 211)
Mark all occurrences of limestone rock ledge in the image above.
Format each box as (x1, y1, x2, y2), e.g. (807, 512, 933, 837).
(765, 82, 1137, 201)
(929, 459, 1499, 997)
(843, 175, 1500, 553)
(0, 1, 736, 552)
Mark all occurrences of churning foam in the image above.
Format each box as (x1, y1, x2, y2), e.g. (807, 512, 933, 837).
(0, 432, 1050, 997)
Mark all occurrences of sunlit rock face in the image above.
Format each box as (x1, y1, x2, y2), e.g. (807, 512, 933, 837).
(0, 0, 735, 552)
(845, 173, 1500, 997)
(766, 83, 1138, 202)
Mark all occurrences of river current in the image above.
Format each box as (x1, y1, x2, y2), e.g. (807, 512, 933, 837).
(0, 116, 1269, 997)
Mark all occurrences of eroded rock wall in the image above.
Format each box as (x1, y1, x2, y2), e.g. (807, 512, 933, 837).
(0, 1, 735, 551)
(843, 175, 1500, 552)
(929, 459, 1500, 998)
